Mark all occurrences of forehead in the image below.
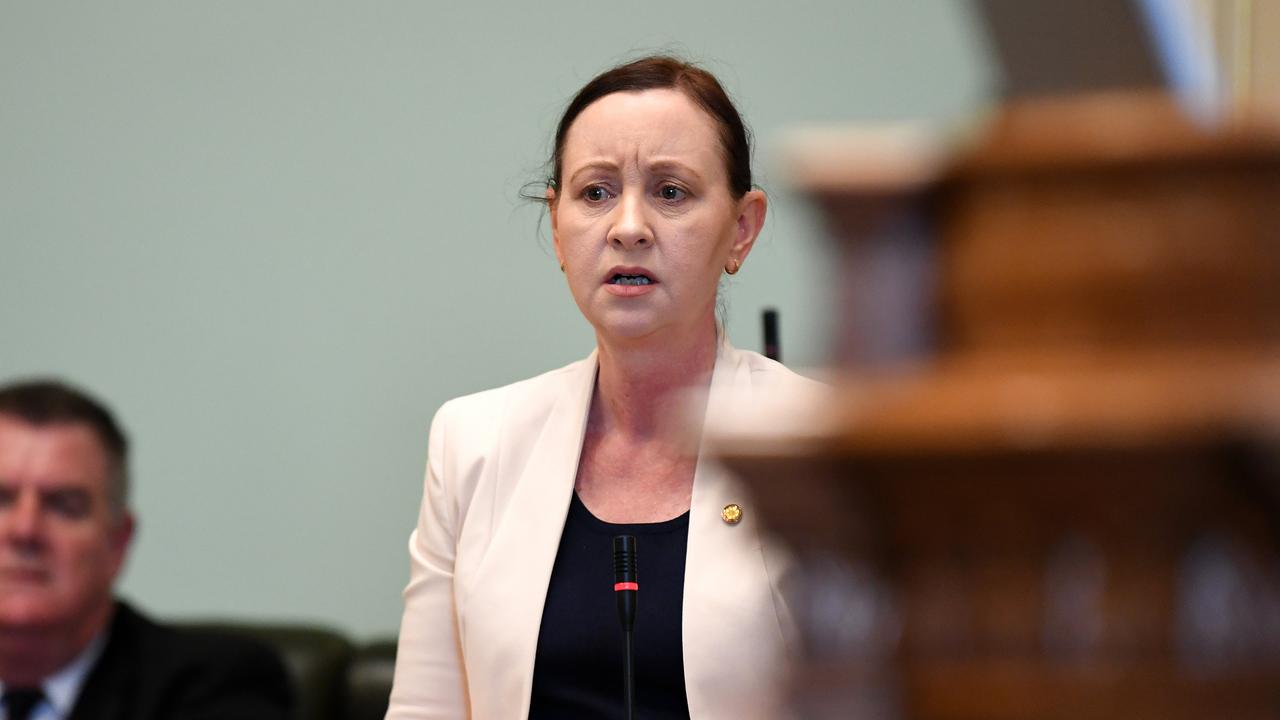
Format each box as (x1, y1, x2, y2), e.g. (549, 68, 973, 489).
(0, 415, 111, 490)
(562, 88, 725, 179)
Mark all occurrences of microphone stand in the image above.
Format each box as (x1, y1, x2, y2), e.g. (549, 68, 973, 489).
(623, 627, 635, 720)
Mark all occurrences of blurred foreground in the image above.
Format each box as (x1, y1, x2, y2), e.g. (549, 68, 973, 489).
(713, 44, 1280, 720)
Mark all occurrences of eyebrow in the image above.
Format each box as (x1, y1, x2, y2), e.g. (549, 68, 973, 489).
(566, 158, 706, 188)
(0, 481, 93, 494)
(647, 158, 704, 183)
(567, 160, 620, 189)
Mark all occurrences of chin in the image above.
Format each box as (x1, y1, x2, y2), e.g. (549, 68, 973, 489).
(594, 317, 665, 342)
(588, 303, 674, 338)
(0, 595, 64, 629)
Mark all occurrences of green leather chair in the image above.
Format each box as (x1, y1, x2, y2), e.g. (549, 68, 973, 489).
(345, 640, 396, 720)
(180, 621, 356, 720)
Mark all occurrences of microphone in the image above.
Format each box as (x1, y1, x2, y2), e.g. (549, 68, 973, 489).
(613, 535, 637, 720)
(762, 307, 781, 362)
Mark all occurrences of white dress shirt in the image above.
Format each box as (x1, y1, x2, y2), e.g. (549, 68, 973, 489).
(0, 630, 107, 720)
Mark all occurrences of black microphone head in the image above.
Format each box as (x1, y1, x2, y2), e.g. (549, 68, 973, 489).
(613, 535, 638, 631)
(762, 307, 780, 362)
(613, 535, 637, 583)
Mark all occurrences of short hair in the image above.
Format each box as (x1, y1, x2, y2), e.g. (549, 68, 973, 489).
(0, 379, 129, 515)
(548, 55, 755, 199)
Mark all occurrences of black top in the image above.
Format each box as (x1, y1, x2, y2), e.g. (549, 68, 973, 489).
(529, 493, 691, 719)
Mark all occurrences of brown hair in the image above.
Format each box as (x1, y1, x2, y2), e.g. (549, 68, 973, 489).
(0, 379, 129, 515)
(549, 55, 754, 199)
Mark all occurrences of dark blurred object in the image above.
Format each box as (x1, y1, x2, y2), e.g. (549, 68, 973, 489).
(179, 621, 395, 720)
(975, 0, 1165, 98)
(719, 91, 1280, 719)
(977, 1, 1280, 126)
(345, 641, 397, 720)
(763, 308, 781, 362)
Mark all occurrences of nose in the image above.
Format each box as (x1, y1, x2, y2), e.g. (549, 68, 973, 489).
(4, 489, 45, 550)
(609, 191, 651, 250)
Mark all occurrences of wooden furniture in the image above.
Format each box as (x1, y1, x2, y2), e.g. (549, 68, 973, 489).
(714, 93, 1280, 719)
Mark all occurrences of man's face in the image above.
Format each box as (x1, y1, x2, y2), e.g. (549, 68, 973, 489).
(0, 415, 133, 634)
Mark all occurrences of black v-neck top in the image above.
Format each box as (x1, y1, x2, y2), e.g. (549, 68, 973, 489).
(528, 492, 692, 719)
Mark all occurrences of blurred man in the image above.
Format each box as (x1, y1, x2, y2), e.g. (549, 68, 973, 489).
(0, 380, 292, 720)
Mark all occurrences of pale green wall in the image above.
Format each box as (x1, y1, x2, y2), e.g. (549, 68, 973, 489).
(0, 2, 992, 638)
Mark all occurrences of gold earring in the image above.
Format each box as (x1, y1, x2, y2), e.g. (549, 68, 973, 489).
(725, 258, 740, 275)
(560, 262, 565, 272)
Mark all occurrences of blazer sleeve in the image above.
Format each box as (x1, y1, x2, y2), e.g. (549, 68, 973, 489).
(386, 404, 471, 719)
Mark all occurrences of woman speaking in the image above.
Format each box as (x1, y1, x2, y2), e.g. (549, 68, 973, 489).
(387, 56, 819, 719)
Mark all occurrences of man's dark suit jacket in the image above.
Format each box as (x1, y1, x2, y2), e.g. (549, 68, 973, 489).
(67, 601, 293, 720)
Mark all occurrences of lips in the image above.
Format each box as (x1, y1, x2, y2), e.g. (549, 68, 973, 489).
(605, 266, 657, 286)
(0, 566, 50, 584)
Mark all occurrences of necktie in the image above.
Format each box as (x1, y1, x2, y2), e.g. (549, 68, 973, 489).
(2, 688, 45, 720)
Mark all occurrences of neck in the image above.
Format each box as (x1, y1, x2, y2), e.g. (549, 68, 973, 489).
(0, 600, 112, 686)
(592, 317, 719, 440)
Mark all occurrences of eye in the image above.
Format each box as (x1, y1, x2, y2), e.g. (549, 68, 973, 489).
(657, 184, 687, 202)
(44, 489, 91, 519)
(582, 185, 611, 203)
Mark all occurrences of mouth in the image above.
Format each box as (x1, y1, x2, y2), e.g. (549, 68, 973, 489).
(0, 567, 50, 584)
(605, 267, 657, 286)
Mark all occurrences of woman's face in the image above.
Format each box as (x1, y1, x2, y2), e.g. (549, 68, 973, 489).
(549, 88, 765, 344)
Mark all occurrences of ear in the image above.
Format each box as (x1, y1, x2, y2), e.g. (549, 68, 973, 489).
(108, 511, 136, 577)
(729, 189, 767, 266)
(547, 187, 564, 268)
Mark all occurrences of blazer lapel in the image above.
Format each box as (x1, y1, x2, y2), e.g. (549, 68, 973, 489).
(68, 664, 127, 720)
(460, 352, 597, 720)
(682, 342, 791, 719)
(68, 606, 132, 720)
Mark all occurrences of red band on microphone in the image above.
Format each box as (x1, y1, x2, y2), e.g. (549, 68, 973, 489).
(614, 582, 638, 592)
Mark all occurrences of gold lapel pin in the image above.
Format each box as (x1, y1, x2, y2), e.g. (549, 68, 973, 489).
(721, 503, 743, 525)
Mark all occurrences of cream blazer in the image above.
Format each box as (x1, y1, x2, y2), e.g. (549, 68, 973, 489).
(386, 340, 818, 719)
